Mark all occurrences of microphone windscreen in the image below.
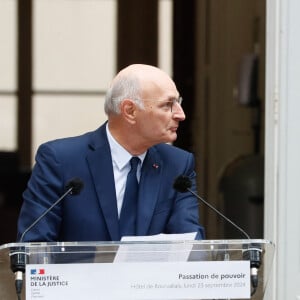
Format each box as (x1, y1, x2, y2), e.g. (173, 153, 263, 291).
(173, 175, 192, 193)
(65, 178, 84, 195)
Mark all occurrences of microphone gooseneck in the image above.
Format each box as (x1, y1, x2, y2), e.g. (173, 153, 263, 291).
(173, 175, 262, 295)
(10, 177, 84, 299)
(173, 175, 250, 239)
(19, 177, 84, 242)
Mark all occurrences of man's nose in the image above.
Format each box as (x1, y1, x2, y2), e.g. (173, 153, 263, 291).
(172, 102, 186, 121)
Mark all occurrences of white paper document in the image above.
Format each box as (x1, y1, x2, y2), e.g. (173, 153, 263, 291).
(121, 232, 198, 242)
(114, 232, 198, 263)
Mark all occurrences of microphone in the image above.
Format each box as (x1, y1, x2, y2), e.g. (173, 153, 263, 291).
(173, 175, 262, 295)
(173, 175, 250, 239)
(10, 177, 84, 299)
(19, 177, 84, 242)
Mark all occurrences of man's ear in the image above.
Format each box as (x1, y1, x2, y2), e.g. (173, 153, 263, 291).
(120, 99, 137, 123)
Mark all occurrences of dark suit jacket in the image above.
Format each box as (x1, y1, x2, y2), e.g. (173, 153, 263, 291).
(17, 123, 205, 242)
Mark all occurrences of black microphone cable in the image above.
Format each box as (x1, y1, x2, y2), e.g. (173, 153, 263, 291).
(173, 175, 262, 296)
(10, 177, 84, 299)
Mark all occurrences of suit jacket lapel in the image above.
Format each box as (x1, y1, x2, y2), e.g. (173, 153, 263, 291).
(86, 125, 120, 240)
(86, 125, 164, 239)
(136, 148, 162, 235)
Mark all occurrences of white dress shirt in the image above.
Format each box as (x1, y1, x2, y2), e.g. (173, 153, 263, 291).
(106, 124, 146, 217)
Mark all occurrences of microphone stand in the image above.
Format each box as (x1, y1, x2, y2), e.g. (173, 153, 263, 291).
(9, 246, 28, 300)
(9, 187, 74, 299)
(173, 174, 263, 297)
(9, 178, 84, 299)
(190, 187, 263, 296)
(187, 187, 262, 295)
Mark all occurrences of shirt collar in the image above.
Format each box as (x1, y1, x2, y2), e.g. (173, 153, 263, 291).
(106, 124, 147, 170)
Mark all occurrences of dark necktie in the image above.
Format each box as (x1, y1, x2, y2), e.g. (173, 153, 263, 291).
(119, 157, 140, 237)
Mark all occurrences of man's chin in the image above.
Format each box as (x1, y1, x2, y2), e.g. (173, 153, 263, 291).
(165, 133, 177, 143)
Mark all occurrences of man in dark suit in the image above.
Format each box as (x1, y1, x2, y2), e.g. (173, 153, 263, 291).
(17, 64, 205, 242)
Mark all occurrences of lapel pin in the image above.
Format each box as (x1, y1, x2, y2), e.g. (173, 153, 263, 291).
(152, 163, 159, 169)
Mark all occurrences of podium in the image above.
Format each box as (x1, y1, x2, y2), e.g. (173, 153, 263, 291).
(0, 239, 274, 300)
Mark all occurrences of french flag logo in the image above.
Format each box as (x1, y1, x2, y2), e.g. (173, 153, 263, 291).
(30, 269, 45, 275)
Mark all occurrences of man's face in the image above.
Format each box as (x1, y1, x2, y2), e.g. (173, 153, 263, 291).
(134, 79, 186, 146)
